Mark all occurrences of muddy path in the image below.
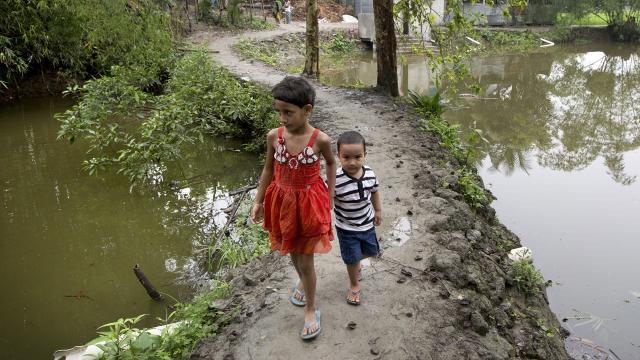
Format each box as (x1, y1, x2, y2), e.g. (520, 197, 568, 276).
(190, 22, 570, 360)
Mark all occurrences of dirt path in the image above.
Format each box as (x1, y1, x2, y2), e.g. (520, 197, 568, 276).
(191, 23, 570, 360)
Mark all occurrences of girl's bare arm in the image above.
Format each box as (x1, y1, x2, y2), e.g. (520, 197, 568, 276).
(317, 131, 336, 208)
(251, 129, 277, 223)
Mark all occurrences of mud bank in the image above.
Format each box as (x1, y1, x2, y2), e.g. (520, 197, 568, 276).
(190, 23, 570, 359)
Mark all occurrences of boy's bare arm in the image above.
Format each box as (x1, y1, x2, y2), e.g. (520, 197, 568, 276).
(251, 129, 277, 223)
(317, 132, 336, 207)
(371, 191, 382, 226)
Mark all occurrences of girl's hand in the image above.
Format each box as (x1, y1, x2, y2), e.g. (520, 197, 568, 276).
(251, 203, 264, 223)
(374, 209, 382, 226)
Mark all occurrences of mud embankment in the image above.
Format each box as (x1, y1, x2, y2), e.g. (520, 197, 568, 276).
(188, 23, 571, 360)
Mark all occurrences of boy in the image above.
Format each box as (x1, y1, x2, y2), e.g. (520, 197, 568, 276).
(334, 131, 382, 305)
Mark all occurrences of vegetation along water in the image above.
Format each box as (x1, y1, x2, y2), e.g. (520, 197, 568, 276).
(3, 0, 640, 358)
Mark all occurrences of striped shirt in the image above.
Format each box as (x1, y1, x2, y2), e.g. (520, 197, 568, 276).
(333, 166, 379, 231)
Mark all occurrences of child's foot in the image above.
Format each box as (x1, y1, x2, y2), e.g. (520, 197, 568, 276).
(300, 309, 321, 340)
(346, 288, 361, 305)
(289, 283, 306, 306)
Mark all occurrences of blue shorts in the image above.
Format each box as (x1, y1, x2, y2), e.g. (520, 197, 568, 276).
(336, 226, 379, 265)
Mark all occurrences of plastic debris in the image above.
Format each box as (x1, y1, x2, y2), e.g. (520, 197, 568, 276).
(508, 247, 532, 262)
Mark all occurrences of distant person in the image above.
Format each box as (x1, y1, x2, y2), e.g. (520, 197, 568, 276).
(251, 76, 335, 340)
(273, 0, 283, 24)
(333, 131, 382, 306)
(284, 0, 293, 24)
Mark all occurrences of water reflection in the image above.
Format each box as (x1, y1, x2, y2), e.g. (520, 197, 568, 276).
(447, 43, 640, 185)
(319, 52, 436, 95)
(0, 98, 261, 359)
(446, 43, 640, 359)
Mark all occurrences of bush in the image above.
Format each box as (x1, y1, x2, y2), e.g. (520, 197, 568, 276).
(0, 0, 173, 91)
(57, 51, 278, 186)
(407, 91, 444, 119)
(511, 259, 545, 296)
(411, 91, 491, 210)
(324, 32, 357, 54)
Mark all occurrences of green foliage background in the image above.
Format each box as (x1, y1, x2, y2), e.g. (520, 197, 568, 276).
(57, 52, 279, 187)
(0, 0, 174, 90)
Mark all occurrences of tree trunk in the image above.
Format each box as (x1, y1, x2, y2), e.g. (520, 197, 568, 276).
(303, 0, 320, 77)
(374, 0, 398, 96)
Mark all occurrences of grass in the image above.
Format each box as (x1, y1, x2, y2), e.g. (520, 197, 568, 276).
(89, 197, 270, 359)
(90, 281, 234, 359)
(233, 31, 361, 76)
(471, 29, 542, 53)
(409, 92, 490, 210)
(511, 259, 546, 296)
(556, 12, 608, 26)
(233, 37, 279, 67)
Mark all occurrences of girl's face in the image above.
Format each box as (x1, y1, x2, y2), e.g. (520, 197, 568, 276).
(274, 100, 312, 131)
(338, 143, 366, 176)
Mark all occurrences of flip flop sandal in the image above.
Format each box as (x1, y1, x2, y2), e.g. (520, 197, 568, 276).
(289, 286, 306, 306)
(346, 289, 361, 306)
(300, 309, 321, 340)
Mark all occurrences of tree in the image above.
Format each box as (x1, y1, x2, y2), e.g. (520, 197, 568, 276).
(303, 0, 320, 76)
(557, 0, 640, 40)
(374, 0, 400, 96)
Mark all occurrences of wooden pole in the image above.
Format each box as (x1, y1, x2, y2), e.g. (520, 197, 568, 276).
(133, 264, 164, 301)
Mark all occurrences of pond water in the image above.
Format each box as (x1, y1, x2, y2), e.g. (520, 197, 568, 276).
(445, 42, 640, 359)
(321, 42, 640, 358)
(0, 98, 261, 359)
(319, 51, 435, 96)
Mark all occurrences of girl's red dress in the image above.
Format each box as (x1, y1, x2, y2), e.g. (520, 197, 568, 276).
(263, 127, 333, 255)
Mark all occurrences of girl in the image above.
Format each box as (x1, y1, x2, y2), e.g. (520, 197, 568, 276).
(251, 76, 335, 340)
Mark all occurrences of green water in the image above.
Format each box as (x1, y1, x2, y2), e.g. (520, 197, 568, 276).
(445, 43, 640, 359)
(0, 97, 261, 359)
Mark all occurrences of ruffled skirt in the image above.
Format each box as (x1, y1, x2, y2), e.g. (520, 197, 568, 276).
(263, 181, 333, 255)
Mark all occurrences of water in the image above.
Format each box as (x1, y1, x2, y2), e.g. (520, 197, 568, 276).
(0, 98, 261, 359)
(444, 43, 640, 359)
(319, 52, 435, 96)
(323, 42, 640, 357)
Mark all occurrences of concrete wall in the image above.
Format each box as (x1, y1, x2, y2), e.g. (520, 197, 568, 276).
(357, 0, 445, 41)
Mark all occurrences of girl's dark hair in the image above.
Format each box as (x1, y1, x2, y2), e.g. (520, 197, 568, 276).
(337, 131, 366, 153)
(272, 76, 316, 108)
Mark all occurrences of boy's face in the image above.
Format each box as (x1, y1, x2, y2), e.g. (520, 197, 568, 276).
(338, 143, 366, 176)
(274, 100, 312, 131)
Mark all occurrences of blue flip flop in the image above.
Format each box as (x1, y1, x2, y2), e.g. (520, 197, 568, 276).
(300, 309, 321, 340)
(289, 286, 306, 306)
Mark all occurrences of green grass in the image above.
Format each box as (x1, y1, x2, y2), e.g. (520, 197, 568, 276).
(233, 37, 279, 66)
(512, 259, 546, 296)
(557, 12, 608, 26)
(409, 92, 490, 210)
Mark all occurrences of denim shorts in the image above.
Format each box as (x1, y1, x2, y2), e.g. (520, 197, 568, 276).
(336, 226, 379, 265)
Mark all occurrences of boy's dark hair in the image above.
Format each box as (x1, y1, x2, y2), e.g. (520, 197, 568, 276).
(337, 131, 366, 153)
(272, 76, 316, 108)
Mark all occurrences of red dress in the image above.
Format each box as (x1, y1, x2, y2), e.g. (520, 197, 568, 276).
(263, 127, 333, 255)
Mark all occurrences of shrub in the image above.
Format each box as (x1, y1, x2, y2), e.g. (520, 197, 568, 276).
(512, 259, 546, 296)
(0, 0, 173, 91)
(57, 51, 278, 186)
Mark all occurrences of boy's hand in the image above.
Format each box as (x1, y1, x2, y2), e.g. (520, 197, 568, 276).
(251, 203, 264, 224)
(374, 209, 382, 226)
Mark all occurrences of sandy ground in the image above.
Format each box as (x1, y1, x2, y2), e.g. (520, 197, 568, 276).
(190, 22, 571, 360)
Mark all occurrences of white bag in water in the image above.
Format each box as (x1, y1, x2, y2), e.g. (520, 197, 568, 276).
(508, 246, 533, 262)
(342, 15, 358, 23)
